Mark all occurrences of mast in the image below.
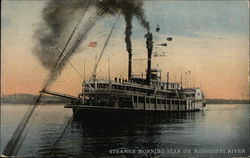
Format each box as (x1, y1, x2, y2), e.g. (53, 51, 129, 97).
(90, 12, 120, 81)
(84, 60, 86, 81)
(108, 57, 111, 82)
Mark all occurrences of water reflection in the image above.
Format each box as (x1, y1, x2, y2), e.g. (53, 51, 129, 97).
(73, 112, 201, 157)
(36, 112, 200, 157)
(34, 105, 249, 157)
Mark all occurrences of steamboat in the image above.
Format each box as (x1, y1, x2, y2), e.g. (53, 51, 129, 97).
(41, 32, 206, 117)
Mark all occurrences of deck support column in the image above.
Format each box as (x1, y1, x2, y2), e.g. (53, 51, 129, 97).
(149, 98, 151, 110)
(189, 99, 191, 111)
(160, 99, 162, 110)
(115, 95, 119, 107)
(185, 100, 187, 111)
(90, 97, 92, 106)
(178, 100, 180, 112)
(132, 94, 134, 109)
(155, 96, 157, 110)
(165, 98, 167, 111)
(170, 99, 172, 112)
(137, 95, 139, 109)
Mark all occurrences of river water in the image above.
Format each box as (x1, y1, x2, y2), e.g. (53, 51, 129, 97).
(1, 104, 249, 157)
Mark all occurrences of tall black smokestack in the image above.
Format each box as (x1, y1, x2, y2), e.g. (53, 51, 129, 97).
(124, 13, 133, 80)
(146, 32, 153, 85)
(128, 53, 132, 80)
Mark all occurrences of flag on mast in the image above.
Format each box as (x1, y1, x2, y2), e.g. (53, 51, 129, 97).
(88, 41, 97, 47)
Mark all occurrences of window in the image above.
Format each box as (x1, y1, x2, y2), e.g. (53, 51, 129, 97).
(167, 100, 170, 104)
(139, 97, 144, 103)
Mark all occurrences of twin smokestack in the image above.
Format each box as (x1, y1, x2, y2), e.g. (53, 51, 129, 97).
(127, 32, 153, 86)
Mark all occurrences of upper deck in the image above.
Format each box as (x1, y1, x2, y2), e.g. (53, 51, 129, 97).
(82, 67, 204, 101)
(82, 77, 182, 99)
(84, 78, 180, 91)
(83, 68, 181, 93)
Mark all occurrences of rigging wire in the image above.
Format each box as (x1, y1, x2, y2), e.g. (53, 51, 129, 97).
(53, 2, 90, 71)
(56, 47, 84, 80)
(2, 2, 91, 156)
(2, 94, 42, 156)
(54, 7, 108, 73)
(52, 12, 121, 148)
(44, 5, 108, 91)
(3, 1, 111, 156)
(90, 14, 120, 80)
(58, 5, 111, 90)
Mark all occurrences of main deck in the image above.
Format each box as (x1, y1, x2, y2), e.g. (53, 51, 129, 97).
(65, 101, 202, 119)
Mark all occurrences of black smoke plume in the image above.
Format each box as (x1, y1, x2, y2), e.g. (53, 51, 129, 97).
(33, 0, 150, 86)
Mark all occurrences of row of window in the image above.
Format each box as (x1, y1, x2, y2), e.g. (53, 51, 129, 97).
(133, 96, 187, 105)
(85, 83, 181, 96)
(152, 82, 180, 90)
(85, 82, 180, 91)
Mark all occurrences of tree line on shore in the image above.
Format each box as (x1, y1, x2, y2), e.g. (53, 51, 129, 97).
(1, 94, 71, 104)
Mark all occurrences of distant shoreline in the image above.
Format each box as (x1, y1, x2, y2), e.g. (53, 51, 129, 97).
(1, 94, 71, 104)
(205, 99, 249, 104)
(1, 94, 249, 105)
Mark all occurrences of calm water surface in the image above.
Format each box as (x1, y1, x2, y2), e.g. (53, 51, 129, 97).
(1, 104, 249, 157)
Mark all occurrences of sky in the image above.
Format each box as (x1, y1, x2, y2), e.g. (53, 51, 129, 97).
(1, 0, 249, 99)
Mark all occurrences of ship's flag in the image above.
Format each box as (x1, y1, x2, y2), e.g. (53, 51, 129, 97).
(88, 41, 97, 48)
